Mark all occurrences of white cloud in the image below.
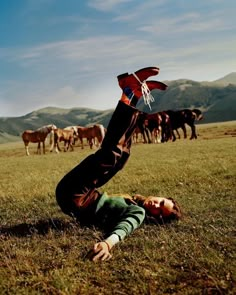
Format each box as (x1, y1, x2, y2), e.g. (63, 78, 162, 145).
(138, 9, 235, 35)
(0, 0, 236, 117)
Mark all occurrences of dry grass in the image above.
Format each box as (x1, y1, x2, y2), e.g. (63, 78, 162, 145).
(0, 121, 236, 294)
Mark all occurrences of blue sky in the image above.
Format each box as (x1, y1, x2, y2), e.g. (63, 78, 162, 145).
(0, 0, 235, 117)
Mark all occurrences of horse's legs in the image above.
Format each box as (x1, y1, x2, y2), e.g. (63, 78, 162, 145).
(64, 140, 73, 152)
(151, 129, 156, 143)
(89, 138, 93, 149)
(190, 124, 197, 139)
(163, 122, 172, 142)
(86, 136, 93, 149)
(156, 127, 162, 143)
(133, 132, 137, 143)
(142, 127, 151, 143)
(37, 142, 41, 154)
(24, 141, 30, 156)
(70, 139, 74, 151)
(49, 138, 54, 152)
(55, 144, 59, 153)
(176, 129, 181, 139)
(161, 126, 166, 142)
(63, 140, 69, 152)
(95, 137, 99, 147)
(182, 125, 187, 138)
(43, 141, 46, 154)
(53, 137, 60, 153)
(80, 137, 84, 149)
(49, 141, 54, 152)
(142, 130, 147, 143)
(171, 129, 176, 142)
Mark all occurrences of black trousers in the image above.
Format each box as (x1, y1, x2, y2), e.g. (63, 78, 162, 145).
(56, 101, 140, 217)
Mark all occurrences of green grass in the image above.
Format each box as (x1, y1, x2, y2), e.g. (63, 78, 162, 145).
(0, 121, 236, 294)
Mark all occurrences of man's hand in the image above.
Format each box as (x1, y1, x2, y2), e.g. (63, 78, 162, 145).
(89, 241, 112, 262)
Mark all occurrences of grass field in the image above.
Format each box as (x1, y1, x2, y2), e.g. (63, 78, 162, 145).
(0, 121, 236, 295)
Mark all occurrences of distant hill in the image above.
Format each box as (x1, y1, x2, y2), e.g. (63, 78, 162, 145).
(139, 75, 236, 120)
(213, 72, 236, 85)
(0, 107, 113, 143)
(0, 74, 236, 143)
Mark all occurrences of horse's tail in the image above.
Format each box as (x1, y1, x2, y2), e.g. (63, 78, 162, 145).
(100, 124, 106, 141)
(97, 124, 105, 145)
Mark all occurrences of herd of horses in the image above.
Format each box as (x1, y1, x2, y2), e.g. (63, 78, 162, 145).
(135, 108, 203, 144)
(22, 124, 106, 155)
(21, 108, 203, 155)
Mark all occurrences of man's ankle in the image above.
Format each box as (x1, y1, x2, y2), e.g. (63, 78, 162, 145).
(120, 92, 139, 107)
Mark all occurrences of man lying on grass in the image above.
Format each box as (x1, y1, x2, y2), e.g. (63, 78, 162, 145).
(56, 66, 182, 262)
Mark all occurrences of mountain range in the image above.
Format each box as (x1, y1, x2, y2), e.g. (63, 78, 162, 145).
(0, 72, 236, 143)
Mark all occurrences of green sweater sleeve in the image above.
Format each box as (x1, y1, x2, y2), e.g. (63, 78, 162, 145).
(95, 193, 145, 240)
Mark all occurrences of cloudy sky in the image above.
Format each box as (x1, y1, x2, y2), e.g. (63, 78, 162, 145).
(0, 0, 235, 117)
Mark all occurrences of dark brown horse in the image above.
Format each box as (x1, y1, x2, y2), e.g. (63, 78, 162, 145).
(22, 124, 57, 156)
(165, 109, 203, 141)
(136, 112, 162, 143)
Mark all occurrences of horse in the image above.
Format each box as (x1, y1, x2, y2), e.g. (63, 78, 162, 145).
(64, 126, 79, 145)
(132, 126, 144, 143)
(158, 111, 172, 142)
(77, 124, 106, 149)
(136, 112, 162, 144)
(166, 108, 203, 141)
(22, 124, 57, 156)
(136, 113, 151, 144)
(50, 128, 77, 153)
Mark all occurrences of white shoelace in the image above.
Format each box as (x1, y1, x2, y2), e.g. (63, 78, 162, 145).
(132, 72, 155, 110)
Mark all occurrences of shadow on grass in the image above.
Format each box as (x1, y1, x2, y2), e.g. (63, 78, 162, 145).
(0, 218, 78, 237)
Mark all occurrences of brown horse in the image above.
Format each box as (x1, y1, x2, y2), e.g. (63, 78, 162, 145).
(136, 112, 162, 143)
(77, 124, 106, 149)
(50, 128, 77, 153)
(22, 124, 57, 156)
(64, 126, 79, 145)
